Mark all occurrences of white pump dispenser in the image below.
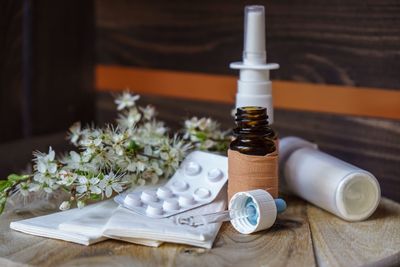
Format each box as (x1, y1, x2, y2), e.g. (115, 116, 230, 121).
(230, 5, 279, 123)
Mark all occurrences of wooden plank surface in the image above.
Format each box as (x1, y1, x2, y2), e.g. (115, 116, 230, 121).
(0, 195, 399, 266)
(0, 195, 314, 267)
(95, 0, 400, 89)
(308, 198, 400, 267)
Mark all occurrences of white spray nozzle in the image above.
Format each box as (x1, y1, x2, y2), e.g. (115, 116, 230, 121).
(231, 5, 279, 123)
(243, 5, 266, 65)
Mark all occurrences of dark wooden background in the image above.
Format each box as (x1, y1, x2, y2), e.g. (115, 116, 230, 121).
(95, 0, 400, 201)
(0, 0, 399, 201)
(96, 0, 400, 89)
(0, 0, 95, 143)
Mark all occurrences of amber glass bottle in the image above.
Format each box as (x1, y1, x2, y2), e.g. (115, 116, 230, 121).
(228, 106, 279, 199)
(230, 106, 276, 156)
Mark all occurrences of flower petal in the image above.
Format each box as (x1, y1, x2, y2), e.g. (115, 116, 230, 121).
(76, 185, 87, 194)
(105, 186, 112, 198)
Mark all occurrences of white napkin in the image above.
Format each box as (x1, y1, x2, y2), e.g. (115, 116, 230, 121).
(10, 181, 227, 248)
(58, 200, 162, 247)
(10, 200, 163, 247)
(10, 201, 108, 245)
(103, 188, 227, 249)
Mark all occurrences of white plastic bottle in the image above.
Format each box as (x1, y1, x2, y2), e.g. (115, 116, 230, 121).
(279, 137, 381, 221)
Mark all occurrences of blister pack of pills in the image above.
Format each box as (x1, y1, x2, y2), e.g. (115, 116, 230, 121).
(114, 151, 228, 218)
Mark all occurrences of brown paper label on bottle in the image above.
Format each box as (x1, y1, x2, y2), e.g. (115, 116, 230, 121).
(228, 149, 278, 200)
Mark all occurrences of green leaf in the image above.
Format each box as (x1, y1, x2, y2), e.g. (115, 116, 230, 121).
(128, 140, 140, 151)
(0, 180, 12, 192)
(0, 197, 6, 214)
(195, 132, 207, 142)
(90, 194, 101, 200)
(7, 174, 29, 183)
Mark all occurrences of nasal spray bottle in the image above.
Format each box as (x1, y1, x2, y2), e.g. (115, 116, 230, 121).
(228, 5, 280, 201)
(230, 5, 279, 123)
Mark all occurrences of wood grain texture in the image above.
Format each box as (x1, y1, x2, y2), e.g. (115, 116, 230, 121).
(0, 195, 314, 267)
(308, 198, 400, 267)
(95, 0, 400, 89)
(95, 65, 400, 120)
(1, 196, 399, 266)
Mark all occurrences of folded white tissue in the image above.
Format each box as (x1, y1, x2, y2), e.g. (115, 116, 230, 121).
(10, 201, 109, 246)
(10, 186, 227, 249)
(104, 187, 227, 249)
(10, 200, 162, 246)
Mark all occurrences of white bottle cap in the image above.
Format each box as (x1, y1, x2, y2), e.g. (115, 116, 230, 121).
(335, 171, 380, 221)
(229, 189, 277, 234)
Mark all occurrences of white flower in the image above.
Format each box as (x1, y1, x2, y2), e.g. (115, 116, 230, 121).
(184, 117, 199, 130)
(59, 201, 71, 211)
(115, 92, 140, 110)
(99, 172, 123, 198)
(28, 183, 40, 192)
(150, 161, 163, 176)
(203, 139, 215, 149)
(127, 160, 147, 172)
(80, 136, 102, 148)
(68, 122, 82, 145)
(33, 172, 56, 188)
(34, 147, 58, 174)
(76, 176, 101, 195)
(117, 108, 142, 129)
(57, 170, 77, 186)
(43, 182, 59, 194)
(64, 151, 91, 171)
(136, 121, 167, 146)
(141, 170, 159, 184)
(143, 146, 153, 156)
(140, 105, 156, 120)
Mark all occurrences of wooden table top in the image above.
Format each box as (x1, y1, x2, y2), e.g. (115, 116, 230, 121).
(0, 195, 399, 267)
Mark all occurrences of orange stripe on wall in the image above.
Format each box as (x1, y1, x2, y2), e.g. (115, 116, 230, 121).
(96, 65, 400, 120)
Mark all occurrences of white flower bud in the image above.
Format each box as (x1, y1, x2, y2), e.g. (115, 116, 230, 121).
(59, 201, 71, 211)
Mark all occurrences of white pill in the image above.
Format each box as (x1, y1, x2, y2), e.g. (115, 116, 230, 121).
(171, 181, 189, 192)
(194, 187, 211, 199)
(146, 203, 163, 216)
(185, 161, 202, 176)
(141, 190, 158, 203)
(207, 168, 223, 182)
(163, 199, 180, 211)
(179, 195, 196, 207)
(156, 187, 173, 199)
(124, 194, 142, 207)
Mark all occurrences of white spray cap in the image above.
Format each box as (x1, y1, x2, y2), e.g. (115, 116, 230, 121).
(231, 5, 279, 123)
(229, 189, 285, 234)
(243, 5, 266, 65)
